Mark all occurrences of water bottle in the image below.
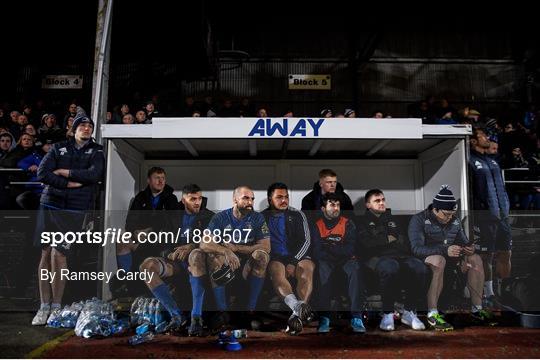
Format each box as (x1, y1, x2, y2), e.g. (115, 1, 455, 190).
(111, 319, 128, 335)
(136, 322, 151, 335)
(142, 298, 151, 324)
(47, 307, 63, 328)
(134, 297, 146, 325)
(148, 299, 157, 325)
(232, 329, 247, 339)
(130, 297, 142, 326)
(129, 332, 154, 346)
(155, 320, 168, 334)
(154, 301, 164, 325)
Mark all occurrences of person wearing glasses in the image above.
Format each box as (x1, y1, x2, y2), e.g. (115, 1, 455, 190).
(408, 185, 490, 332)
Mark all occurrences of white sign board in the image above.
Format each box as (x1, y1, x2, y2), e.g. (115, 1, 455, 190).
(288, 74, 331, 90)
(150, 118, 423, 139)
(42, 75, 83, 89)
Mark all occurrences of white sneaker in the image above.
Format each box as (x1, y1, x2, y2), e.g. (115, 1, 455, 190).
(379, 312, 395, 331)
(32, 308, 51, 326)
(401, 310, 425, 330)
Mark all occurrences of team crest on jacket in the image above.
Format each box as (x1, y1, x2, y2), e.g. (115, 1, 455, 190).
(388, 221, 397, 228)
(474, 160, 483, 169)
(59, 147, 68, 155)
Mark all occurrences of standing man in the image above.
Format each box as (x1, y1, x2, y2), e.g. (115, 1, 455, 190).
(358, 189, 427, 331)
(469, 127, 512, 303)
(200, 186, 270, 330)
(408, 185, 490, 332)
(139, 184, 214, 336)
(301, 168, 354, 213)
(32, 114, 104, 325)
(312, 193, 366, 333)
(262, 183, 314, 335)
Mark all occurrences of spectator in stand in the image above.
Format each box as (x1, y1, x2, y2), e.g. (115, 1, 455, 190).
(321, 109, 333, 118)
(0, 133, 35, 168)
(105, 111, 113, 124)
(135, 110, 151, 124)
(122, 114, 135, 124)
(192, 110, 201, 117)
(0, 131, 17, 209)
(180, 96, 198, 117)
(22, 104, 39, 128)
(499, 122, 524, 158)
(0, 132, 16, 160)
(257, 107, 269, 118)
(200, 95, 217, 117)
(486, 138, 501, 164)
(65, 117, 75, 139)
(467, 109, 481, 123)
(144, 100, 160, 121)
(10, 114, 29, 140)
(112, 104, 131, 124)
(372, 111, 384, 119)
(408, 100, 433, 124)
(435, 110, 458, 125)
(9, 111, 21, 127)
(16, 140, 52, 210)
(238, 97, 255, 117)
(336, 112, 345, 118)
(38, 114, 63, 143)
(24, 124, 37, 138)
(219, 98, 238, 117)
(503, 146, 533, 211)
(436, 99, 456, 118)
(344, 109, 356, 118)
(283, 110, 294, 117)
(0, 107, 7, 128)
(62, 103, 78, 129)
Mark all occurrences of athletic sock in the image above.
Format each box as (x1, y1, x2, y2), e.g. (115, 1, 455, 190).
(213, 286, 227, 312)
(151, 283, 181, 317)
(284, 293, 300, 315)
(484, 280, 494, 297)
(189, 275, 206, 318)
(247, 275, 265, 311)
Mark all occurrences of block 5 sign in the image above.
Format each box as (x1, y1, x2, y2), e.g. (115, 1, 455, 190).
(288, 74, 331, 90)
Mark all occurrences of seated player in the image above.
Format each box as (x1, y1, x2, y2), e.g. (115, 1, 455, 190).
(408, 185, 492, 331)
(358, 189, 427, 331)
(139, 184, 214, 336)
(200, 186, 270, 330)
(262, 182, 314, 335)
(312, 193, 366, 333)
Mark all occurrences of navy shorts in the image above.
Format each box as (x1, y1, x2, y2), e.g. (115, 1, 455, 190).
(33, 204, 87, 257)
(475, 212, 512, 253)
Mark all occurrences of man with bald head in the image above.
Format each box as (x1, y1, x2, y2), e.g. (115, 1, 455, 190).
(200, 186, 270, 330)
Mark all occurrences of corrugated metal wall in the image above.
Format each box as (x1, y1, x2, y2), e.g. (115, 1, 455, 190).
(178, 58, 522, 117)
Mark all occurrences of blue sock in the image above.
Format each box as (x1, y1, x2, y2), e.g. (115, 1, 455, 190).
(213, 286, 227, 311)
(247, 275, 265, 311)
(116, 253, 132, 272)
(189, 275, 205, 318)
(151, 283, 181, 317)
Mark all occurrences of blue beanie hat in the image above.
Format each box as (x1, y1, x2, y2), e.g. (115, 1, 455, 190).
(72, 114, 94, 131)
(433, 185, 458, 211)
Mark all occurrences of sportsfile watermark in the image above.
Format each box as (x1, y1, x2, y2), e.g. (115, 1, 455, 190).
(40, 228, 253, 247)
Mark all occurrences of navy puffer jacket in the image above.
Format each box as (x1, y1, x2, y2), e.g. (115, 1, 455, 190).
(37, 139, 104, 210)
